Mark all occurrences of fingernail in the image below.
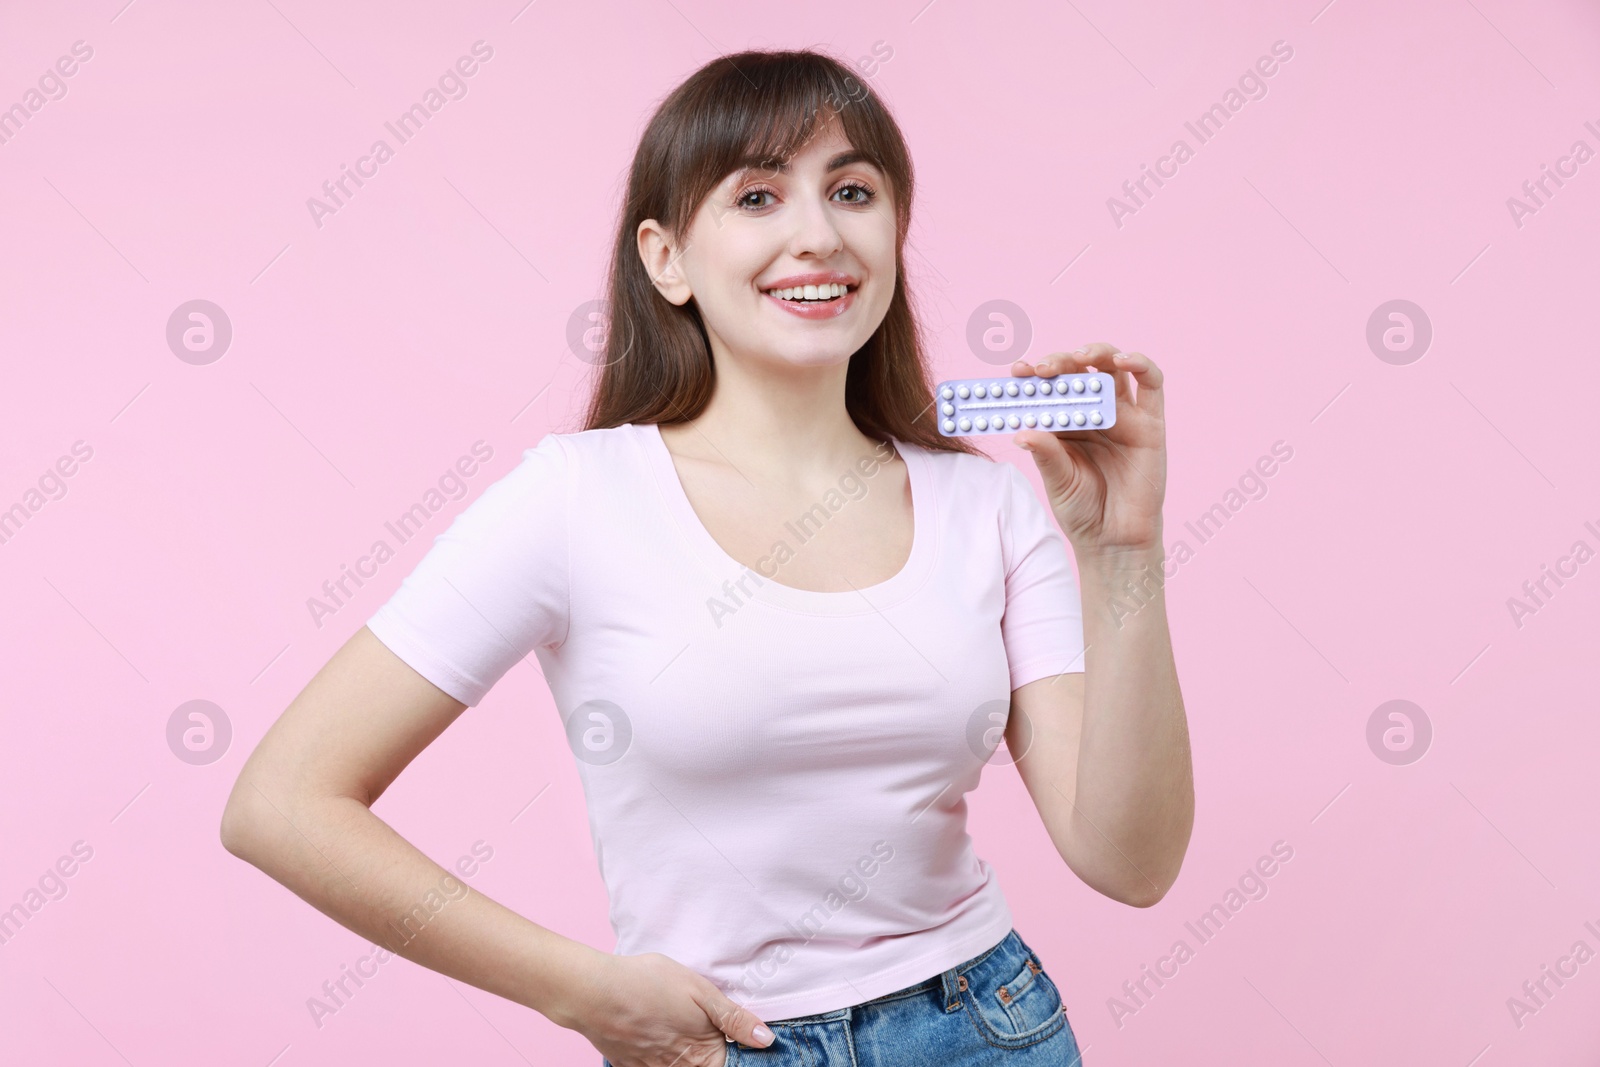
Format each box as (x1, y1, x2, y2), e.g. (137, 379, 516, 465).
(754, 1024, 774, 1044)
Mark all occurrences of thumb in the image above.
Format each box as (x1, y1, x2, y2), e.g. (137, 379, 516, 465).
(1016, 430, 1078, 490)
(697, 987, 775, 1049)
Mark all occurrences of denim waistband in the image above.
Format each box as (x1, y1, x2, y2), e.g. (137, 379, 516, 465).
(761, 929, 1017, 1025)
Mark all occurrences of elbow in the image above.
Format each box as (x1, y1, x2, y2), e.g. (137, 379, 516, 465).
(219, 791, 256, 860)
(219, 774, 272, 862)
(1111, 857, 1186, 907)
(1118, 881, 1171, 909)
(1057, 835, 1179, 908)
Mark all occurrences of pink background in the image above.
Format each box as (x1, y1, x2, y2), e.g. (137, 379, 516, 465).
(3, 0, 1598, 1063)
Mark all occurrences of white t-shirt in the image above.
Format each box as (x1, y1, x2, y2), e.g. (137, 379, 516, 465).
(365, 421, 1085, 1020)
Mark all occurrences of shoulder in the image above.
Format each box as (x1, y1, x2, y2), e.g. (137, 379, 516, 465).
(525, 422, 647, 472)
(905, 441, 1055, 544)
(904, 440, 1020, 500)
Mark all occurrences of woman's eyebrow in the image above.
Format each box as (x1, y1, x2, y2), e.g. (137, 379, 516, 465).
(733, 150, 878, 176)
(823, 150, 875, 172)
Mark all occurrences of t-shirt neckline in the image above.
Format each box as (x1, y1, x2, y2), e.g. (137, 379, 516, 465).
(635, 421, 937, 616)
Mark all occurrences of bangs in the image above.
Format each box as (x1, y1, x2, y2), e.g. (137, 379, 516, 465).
(657, 54, 906, 235)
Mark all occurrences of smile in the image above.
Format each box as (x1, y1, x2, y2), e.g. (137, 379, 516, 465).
(760, 281, 859, 320)
(761, 282, 854, 302)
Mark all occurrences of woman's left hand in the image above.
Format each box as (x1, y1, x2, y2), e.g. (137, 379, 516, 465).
(1010, 343, 1167, 558)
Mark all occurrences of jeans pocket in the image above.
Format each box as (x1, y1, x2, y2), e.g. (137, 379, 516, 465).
(963, 933, 1066, 1049)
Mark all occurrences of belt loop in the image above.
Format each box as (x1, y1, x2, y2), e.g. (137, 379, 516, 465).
(940, 964, 964, 1012)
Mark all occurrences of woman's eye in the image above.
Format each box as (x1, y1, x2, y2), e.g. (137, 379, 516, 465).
(737, 188, 776, 210)
(834, 181, 876, 204)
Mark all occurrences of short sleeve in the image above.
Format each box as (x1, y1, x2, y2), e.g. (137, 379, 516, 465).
(365, 434, 571, 706)
(998, 462, 1086, 690)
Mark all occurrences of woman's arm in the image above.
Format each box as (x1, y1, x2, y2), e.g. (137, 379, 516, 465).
(218, 625, 600, 1025)
(219, 626, 774, 1062)
(1005, 344, 1194, 908)
(1008, 547, 1191, 907)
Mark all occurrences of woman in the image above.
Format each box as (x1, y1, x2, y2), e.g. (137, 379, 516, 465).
(221, 48, 1192, 1067)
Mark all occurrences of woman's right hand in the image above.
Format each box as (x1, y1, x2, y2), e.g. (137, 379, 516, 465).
(570, 950, 775, 1066)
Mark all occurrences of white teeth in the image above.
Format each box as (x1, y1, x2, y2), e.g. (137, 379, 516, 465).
(767, 283, 849, 301)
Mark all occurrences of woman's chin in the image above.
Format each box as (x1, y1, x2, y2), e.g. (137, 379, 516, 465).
(757, 343, 864, 372)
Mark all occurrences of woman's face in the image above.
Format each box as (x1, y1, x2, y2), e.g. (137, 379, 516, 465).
(640, 114, 898, 371)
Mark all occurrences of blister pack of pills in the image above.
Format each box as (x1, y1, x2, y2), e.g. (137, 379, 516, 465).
(933, 372, 1117, 436)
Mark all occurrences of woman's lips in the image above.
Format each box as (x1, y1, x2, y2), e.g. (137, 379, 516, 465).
(763, 287, 857, 320)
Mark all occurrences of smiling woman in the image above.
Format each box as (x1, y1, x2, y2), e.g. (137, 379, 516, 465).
(223, 45, 1190, 1067)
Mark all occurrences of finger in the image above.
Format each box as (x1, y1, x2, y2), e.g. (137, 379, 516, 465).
(1064, 342, 1135, 408)
(1023, 349, 1100, 378)
(1022, 345, 1138, 431)
(1028, 342, 1124, 380)
(1110, 350, 1165, 418)
(1077, 341, 1122, 367)
(696, 986, 775, 1049)
(1013, 427, 1091, 497)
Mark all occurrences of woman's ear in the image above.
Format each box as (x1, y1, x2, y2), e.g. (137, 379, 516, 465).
(636, 219, 693, 305)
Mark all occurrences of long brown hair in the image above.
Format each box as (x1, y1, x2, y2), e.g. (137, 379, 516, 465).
(580, 47, 982, 457)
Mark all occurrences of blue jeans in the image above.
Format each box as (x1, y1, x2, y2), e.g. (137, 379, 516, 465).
(605, 928, 1084, 1066)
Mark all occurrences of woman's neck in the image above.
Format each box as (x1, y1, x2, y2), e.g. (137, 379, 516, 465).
(659, 360, 891, 486)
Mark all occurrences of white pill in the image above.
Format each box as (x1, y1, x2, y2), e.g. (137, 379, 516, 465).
(943, 419, 956, 432)
(1072, 379, 1085, 393)
(1089, 411, 1103, 425)
(1073, 411, 1086, 425)
(941, 386, 954, 400)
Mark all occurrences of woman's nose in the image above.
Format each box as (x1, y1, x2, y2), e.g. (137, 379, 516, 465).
(786, 192, 845, 258)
